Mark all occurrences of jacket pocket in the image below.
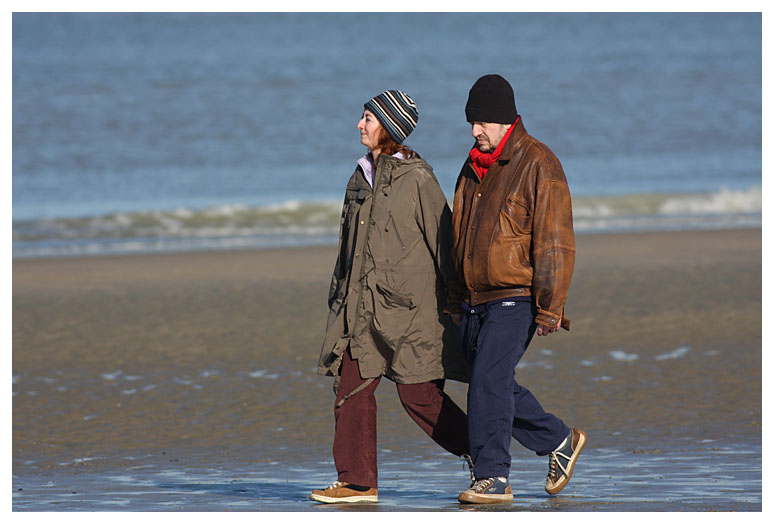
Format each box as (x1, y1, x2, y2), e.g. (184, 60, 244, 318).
(342, 189, 366, 238)
(345, 188, 370, 216)
(487, 237, 533, 289)
(489, 196, 533, 288)
(375, 281, 416, 309)
(379, 211, 416, 265)
(500, 195, 532, 236)
(387, 212, 406, 250)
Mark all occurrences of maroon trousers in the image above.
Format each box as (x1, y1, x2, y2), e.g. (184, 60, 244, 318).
(333, 347, 469, 488)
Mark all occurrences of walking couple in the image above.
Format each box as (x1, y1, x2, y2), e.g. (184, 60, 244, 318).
(310, 74, 585, 505)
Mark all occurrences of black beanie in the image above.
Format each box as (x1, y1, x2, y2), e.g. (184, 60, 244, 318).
(465, 74, 518, 124)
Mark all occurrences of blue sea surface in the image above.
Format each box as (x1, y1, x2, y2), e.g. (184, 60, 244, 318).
(12, 13, 762, 257)
(12, 444, 762, 511)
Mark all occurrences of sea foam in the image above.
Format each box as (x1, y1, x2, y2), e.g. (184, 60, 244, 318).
(12, 187, 761, 258)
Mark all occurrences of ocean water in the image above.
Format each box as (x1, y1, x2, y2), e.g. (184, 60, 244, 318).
(12, 444, 763, 511)
(12, 13, 762, 258)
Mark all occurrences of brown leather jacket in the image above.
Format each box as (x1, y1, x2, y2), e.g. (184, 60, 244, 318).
(449, 118, 575, 329)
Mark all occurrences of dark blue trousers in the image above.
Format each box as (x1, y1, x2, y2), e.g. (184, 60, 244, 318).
(461, 298, 569, 480)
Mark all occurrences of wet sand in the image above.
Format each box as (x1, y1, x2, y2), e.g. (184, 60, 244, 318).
(12, 228, 762, 511)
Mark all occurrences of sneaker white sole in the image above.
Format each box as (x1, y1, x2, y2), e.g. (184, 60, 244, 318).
(458, 489, 513, 504)
(309, 493, 378, 504)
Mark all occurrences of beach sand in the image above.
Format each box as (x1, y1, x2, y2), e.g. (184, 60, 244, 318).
(12, 228, 762, 511)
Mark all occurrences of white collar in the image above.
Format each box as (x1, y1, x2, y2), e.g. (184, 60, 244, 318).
(357, 151, 406, 188)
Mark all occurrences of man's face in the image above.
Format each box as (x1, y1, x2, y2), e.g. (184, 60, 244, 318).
(471, 122, 511, 152)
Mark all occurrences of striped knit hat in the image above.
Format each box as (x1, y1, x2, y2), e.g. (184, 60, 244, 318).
(364, 90, 419, 144)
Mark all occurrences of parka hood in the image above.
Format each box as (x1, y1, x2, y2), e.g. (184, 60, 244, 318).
(373, 152, 431, 181)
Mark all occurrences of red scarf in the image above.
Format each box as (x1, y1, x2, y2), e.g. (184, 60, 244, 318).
(469, 116, 520, 179)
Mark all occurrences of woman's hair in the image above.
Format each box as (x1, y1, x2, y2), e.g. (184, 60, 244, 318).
(373, 125, 415, 159)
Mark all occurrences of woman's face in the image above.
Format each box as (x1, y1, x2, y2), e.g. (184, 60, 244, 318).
(357, 109, 382, 152)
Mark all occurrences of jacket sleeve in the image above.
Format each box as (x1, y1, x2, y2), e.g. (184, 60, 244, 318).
(531, 156, 575, 329)
(415, 175, 464, 315)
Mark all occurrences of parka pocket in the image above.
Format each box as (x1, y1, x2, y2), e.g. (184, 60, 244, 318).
(344, 189, 370, 217)
(386, 212, 406, 249)
(378, 211, 415, 265)
(375, 281, 416, 309)
(341, 188, 371, 252)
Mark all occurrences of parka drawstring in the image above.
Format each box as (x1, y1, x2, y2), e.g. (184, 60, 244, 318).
(336, 377, 376, 408)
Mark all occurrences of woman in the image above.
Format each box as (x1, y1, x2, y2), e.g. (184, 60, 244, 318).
(310, 90, 471, 504)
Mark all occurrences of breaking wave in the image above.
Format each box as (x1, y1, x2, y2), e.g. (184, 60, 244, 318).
(571, 186, 761, 233)
(12, 187, 761, 258)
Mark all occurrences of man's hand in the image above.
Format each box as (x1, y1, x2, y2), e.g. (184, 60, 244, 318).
(536, 318, 561, 336)
(449, 313, 462, 326)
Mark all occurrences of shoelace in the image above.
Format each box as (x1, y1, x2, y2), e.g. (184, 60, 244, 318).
(326, 481, 345, 490)
(470, 478, 494, 492)
(547, 449, 572, 481)
(461, 454, 475, 483)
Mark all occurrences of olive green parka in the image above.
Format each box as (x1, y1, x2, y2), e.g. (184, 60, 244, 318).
(317, 153, 469, 385)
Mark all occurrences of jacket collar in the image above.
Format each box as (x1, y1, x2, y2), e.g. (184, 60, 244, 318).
(496, 117, 527, 163)
(465, 117, 527, 176)
(357, 151, 407, 188)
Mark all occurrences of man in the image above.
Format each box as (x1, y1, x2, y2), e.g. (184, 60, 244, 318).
(448, 74, 585, 504)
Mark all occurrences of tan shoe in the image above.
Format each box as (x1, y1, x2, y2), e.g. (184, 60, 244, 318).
(458, 477, 513, 504)
(309, 481, 378, 504)
(545, 428, 586, 495)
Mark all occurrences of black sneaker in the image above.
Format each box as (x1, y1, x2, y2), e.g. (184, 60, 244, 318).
(458, 476, 513, 504)
(545, 428, 586, 495)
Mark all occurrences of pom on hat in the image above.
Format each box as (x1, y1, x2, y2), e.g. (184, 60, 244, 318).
(364, 90, 418, 144)
(465, 74, 518, 124)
